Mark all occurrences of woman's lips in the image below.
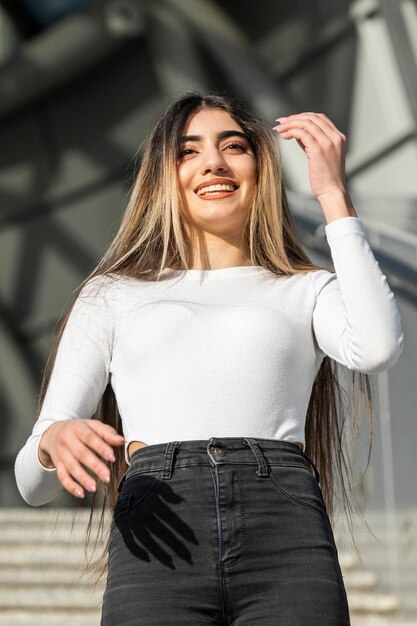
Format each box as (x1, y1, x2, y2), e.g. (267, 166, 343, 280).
(196, 189, 238, 200)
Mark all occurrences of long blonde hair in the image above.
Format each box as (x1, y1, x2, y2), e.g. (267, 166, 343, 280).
(37, 91, 374, 587)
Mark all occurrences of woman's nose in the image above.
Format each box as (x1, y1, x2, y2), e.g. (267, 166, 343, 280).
(201, 148, 228, 174)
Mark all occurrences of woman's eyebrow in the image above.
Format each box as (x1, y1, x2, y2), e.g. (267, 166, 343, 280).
(179, 130, 249, 143)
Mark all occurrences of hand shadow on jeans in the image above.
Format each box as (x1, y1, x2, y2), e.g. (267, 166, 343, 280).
(113, 473, 200, 569)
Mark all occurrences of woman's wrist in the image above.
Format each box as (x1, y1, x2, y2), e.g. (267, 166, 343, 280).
(317, 188, 358, 224)
(38, 428, 56, 470)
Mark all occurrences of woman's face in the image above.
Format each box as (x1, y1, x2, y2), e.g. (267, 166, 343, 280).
(177, 108, 257, 234)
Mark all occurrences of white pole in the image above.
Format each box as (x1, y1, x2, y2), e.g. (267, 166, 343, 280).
(378, 369, 401, 594)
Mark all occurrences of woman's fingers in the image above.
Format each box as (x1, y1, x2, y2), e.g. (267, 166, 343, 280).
(275, 112, 345, 140)
(272, 111, 347, 199)
(274, 117, 341, 150)
(275, 119, 333, 152)
(55, 427, 110, 498)
(291, 112, 345, 139)
(55, 453, 98, 499)
(44, 419, 125, 499)
(72, 433, 113, 489)
(315, 113, 346, 139)
(88, 420, 125, 460)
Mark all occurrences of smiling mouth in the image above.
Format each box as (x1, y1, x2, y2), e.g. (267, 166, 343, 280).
(195, 183, 239, 199)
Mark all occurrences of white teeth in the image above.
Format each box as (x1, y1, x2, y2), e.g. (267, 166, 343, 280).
(196, 184, 237, 196)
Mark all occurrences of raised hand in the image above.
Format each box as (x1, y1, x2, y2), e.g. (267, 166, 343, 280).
(273, 112, 347, 202)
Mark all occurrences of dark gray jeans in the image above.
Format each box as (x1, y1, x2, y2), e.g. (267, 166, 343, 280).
(100, 437, 350, 625)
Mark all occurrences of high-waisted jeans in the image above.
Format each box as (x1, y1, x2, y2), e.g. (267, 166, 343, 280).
(100, 437, 350, 625)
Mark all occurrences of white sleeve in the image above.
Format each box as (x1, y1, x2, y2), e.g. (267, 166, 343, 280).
(310, 216, 404, 374)
(14, 275, 116, 506)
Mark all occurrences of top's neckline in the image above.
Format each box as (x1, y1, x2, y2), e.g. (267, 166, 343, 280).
(161, 265, 267, 280)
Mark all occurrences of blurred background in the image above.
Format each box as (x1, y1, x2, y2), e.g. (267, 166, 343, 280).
(0, 0, 416, 624)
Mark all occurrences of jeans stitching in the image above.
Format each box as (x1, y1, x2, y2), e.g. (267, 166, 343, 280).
(268, 470, 330, 520)
(125, 467, 165, 480)
(208, 465, 228, 626)
(123, 470, 164, 513)
(268, 462, 316, 473)
(222, 471, 247, 571)
(238, 471, 247, 553)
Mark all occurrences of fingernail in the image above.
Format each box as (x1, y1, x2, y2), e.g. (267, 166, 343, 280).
(100, 470, 110, 483)
(275, 117, 288, 122)
(105, 451, 116, 462)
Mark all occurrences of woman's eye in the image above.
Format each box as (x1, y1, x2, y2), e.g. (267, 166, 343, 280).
(178, 143, 247, 159)
(225, 142, 246, 151)
(178, 148, 196, 158)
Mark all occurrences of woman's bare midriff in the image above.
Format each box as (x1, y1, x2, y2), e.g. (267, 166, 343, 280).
(128, 440, 148, 461)
(127, 440, 304, 462)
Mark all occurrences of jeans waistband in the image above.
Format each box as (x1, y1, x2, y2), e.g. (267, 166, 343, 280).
(116, 437, 321, 493)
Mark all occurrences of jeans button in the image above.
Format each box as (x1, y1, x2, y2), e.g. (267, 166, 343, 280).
(213, 447, 223, 455)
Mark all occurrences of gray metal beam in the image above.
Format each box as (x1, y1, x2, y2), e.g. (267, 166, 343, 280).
(0, 0, 146, 120)
(378, 0, 417, 128)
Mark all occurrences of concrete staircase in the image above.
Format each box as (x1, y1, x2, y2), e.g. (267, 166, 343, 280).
(0, 507, 415, 625)
(0, 507, 104, 625)
(334, 508, 417, 625)
(337, 550, 415, 625)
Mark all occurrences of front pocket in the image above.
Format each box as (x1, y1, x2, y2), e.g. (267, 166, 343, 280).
(121, 469, 164, 514)
(268, 464, 330, 520)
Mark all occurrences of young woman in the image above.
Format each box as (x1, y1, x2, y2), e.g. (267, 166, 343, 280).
(15, 92, 404, 625)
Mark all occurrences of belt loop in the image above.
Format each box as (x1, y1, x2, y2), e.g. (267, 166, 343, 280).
(162, 441, 180, 480)
(242, 437, 269, 477)
(301, 451, 321, 484)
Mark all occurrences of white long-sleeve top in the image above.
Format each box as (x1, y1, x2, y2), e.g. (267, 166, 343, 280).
(14, 216, 404, 506)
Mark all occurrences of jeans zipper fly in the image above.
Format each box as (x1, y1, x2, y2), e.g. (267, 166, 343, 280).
(213, 463, 228, 624)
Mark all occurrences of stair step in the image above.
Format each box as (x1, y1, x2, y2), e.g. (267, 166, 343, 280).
(351, 618, 417, 626)
(347, 592, 400, 615)
(0, 610, 101, 626)
(0, 545, 105, 566)
(343, 569, 378, 591)
(0, 586, 103, 609)
(0, 509, 94, 523)
(0, 527, 108, 543)
(338, 550, 359, 571)
(0, 567, 103, 585)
